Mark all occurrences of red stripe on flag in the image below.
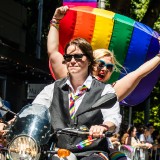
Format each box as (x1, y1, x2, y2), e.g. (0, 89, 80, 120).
(59, 10, 77, 54)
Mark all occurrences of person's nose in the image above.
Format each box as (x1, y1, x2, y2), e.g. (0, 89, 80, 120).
(70, 56, 76, 63)
(101, 66, 107, 71)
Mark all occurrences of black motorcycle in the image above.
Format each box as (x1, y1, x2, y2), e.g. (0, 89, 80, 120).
(0, 93, 127, 160)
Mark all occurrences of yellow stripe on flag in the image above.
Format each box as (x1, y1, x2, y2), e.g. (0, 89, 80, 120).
(91, 8, 115, 50)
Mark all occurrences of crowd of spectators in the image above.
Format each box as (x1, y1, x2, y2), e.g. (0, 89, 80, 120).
(109, 123, 160, 160)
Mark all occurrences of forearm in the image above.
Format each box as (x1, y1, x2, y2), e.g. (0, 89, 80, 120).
(47, 6, 69, 79)
(135, 53, 160, 78)
(47, 6, 68, 58)
(47, 19, 59, 58)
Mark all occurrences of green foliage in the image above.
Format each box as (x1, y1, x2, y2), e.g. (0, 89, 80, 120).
(150, 81, 160, 130)
(154, 17, 160, 32)
(149, 105, 160, 130)
(105, 0, 110, 8)
(133, 111, 144, 124)
(130, 0, 150, 21)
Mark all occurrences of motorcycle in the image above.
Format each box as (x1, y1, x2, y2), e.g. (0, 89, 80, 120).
(0, 93, 127, 160)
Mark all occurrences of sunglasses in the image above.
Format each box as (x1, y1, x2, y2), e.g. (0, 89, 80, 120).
(97, 60, 114, 72)
(63, 53, 86, 62)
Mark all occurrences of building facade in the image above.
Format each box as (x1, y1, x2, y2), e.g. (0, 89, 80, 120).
(0, 0, 53, 118)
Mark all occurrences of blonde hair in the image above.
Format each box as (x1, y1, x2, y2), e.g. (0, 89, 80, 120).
(93, 49, 125, 73)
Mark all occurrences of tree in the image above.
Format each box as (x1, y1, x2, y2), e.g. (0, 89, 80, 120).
(106, 0, 160, 31)
(141, 0, 160, 31)
(109, 0, 131, 16)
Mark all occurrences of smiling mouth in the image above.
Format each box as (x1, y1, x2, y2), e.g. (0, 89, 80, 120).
(69, 66, 78, 68)
(97, 73, 105, 80)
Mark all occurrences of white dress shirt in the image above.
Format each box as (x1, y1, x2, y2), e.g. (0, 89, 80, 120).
(33, 75, 121, 132)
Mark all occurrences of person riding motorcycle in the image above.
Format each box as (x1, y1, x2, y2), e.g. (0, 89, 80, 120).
(32, 36, 124, 159)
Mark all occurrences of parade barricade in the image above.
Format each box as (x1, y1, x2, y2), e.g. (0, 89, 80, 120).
(119, 145, 135, 159)
(119, 144, 151, 160)
(152, 148, 160, 160)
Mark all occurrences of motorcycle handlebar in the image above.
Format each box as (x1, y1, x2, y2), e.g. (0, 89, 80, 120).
(57, 128, 114, 137)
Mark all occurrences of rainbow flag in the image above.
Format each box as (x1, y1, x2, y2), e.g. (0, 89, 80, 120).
(63, 0, 98, 8)
(57, 6, 160, 106)
(76, 136, 97, 149)
(110, 151, 127, 160)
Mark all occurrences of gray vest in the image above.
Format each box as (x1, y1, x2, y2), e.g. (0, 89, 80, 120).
(49, 77, 107, 152)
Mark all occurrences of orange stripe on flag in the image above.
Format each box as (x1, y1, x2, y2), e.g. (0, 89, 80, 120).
(72, 10, 96, 43)
(70, 6, 94, 12)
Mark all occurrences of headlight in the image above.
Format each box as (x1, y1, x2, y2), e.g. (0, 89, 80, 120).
(8, 135, 40, 160)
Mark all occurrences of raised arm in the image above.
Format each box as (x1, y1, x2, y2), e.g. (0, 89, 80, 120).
(114, 53, 160, 101)
(47, 6, 69, 79)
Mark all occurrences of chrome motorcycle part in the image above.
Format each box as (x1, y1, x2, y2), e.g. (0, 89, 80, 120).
(6, 104, 52, 159)
(8, 135, 40, 160)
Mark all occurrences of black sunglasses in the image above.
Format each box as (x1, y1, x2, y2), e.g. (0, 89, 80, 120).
(97, 60, 114, 72)
(63, 53, 86, 62)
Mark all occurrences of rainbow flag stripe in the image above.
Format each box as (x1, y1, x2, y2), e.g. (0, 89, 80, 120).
(57, 6, 160, 106)
(76, 137, 96, 149)
(63, 0, 97, 7)
(110, 151, 127, 160)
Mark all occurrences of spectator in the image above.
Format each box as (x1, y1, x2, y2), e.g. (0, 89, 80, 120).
(109, 133, 121, 150)
(146, 123, 155, 144)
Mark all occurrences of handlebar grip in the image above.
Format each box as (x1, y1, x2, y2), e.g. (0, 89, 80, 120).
(104, 131, 113, 137)
(57, 128, 114, 138)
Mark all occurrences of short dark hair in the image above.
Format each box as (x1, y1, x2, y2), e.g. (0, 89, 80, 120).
(64, 38, 96, 73)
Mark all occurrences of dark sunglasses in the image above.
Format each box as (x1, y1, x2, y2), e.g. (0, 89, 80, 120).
(63, 53, 86, 62)
(97, 60, 114, 72)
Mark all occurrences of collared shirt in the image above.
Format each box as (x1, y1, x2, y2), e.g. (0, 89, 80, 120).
(66, 75, 92, 113)
(32, 75, 121, 132)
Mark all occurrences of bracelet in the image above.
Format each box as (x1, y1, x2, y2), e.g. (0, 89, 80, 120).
(50, 23, 59, 30)
(50, 19, 60, 24)
(52, 16, 61, 21)
(99, 124, 109, 130)
(50, 20, 59, 30)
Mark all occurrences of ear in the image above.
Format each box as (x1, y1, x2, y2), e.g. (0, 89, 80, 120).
(93, 65, 97, 71)
(62, 60, 66, 64)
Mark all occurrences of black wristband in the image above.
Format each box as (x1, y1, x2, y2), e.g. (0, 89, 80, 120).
(99, 124, 109, 130)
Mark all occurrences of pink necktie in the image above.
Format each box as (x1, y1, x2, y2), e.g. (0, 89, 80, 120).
(69, 85, 88, 119)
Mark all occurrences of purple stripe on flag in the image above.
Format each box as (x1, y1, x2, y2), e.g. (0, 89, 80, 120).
(63, 2, 97, 7)
(64, 0, 97, 2)
(120, 22, 153, 80)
